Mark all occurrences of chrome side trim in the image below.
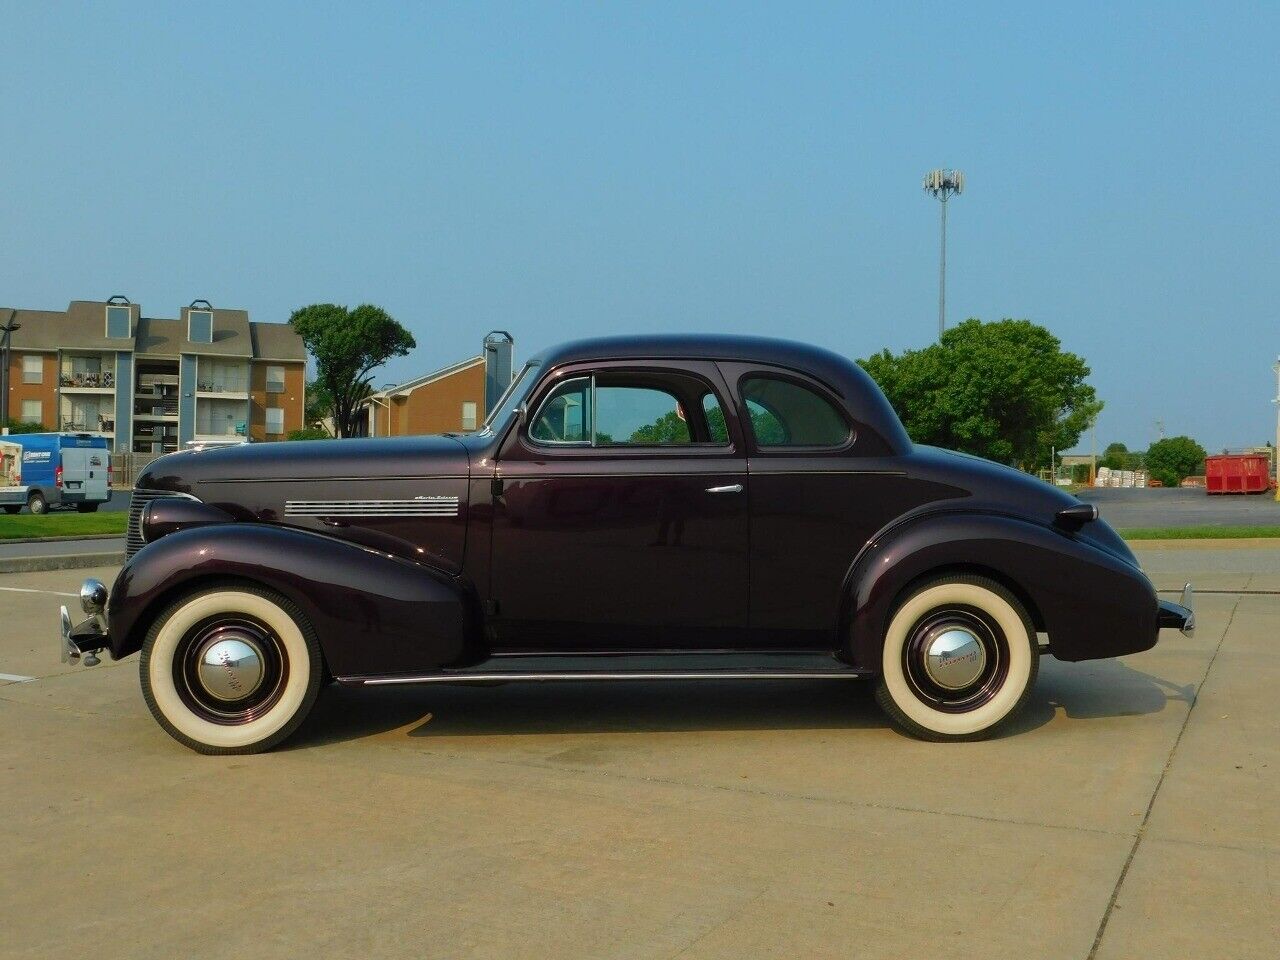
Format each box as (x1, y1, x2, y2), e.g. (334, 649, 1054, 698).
(358, 669, 869, 685)
(284, 497, 460, 517)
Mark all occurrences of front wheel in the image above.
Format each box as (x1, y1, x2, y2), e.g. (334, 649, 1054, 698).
(140, 585, 323, 754)
(2, 505, 18, 515)
(875, 574, 1038, 742)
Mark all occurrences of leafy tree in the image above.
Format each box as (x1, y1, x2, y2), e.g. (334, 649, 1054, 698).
(286, 427, 332, 441)
(1145, 435, 1205, 488)
(304, 379, 335, 433)
(288, 304, 415, 437)
(858, 318, 1103, 467)
(3, 419, 46, 434)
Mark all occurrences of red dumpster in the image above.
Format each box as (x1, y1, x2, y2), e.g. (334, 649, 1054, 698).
(1204, 454, 1273, 494)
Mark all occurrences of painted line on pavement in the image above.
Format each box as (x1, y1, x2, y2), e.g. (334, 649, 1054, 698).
(0, 673, 37, 683)
(0, 586, 78, 598)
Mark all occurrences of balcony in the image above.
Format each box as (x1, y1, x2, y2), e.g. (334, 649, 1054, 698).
(59, 370, 115, 392)
(195, 373, 250, 398)
(60, 419, 115, 437)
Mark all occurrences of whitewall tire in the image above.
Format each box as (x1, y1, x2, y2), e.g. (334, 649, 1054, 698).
(874, 574, 1038, 741)
(140, 586, 323, 755)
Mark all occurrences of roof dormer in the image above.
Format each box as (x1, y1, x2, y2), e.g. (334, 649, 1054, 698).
(187, 299, 214, 344)
(105, 295, 133, 339)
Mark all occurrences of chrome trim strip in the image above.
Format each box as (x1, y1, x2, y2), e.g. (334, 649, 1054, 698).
(203, 475, 465, 484)
(359, 669, 868, 685)
(284, 497, 460, 517)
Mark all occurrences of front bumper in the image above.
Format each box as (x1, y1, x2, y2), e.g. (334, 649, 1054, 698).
(1157, 583, 1195, 637)
(59, 577, 110, 666)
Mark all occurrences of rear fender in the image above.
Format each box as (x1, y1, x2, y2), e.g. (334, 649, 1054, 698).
(106, 523, 481, 676)
(844, 512, 1158, 668)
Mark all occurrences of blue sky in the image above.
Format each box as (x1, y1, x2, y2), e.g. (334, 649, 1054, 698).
(3, 2, 1277, 454)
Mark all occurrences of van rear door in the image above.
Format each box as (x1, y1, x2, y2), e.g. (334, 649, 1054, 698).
(83, 450, 110, 502)
(60, 447, 89, 501)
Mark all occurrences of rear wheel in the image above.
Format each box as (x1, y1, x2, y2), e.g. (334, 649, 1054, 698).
(875, 574, 1038, 741)
(140, 585, 323, 754)
(76, 502, 99, 513)
(27, 492, 48, 515)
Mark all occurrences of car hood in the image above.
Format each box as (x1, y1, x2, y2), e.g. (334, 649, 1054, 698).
(137, 435, 470, 494)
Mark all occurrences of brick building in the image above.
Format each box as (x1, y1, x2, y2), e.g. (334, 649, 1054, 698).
(355, 332, 514, 437)
(2, 298, 306, 452)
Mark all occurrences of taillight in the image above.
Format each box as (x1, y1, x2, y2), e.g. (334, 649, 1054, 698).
(55, 465, 63, 488)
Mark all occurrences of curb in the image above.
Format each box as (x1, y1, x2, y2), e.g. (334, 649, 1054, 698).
(0, 552, 124, 574)
(0, 534, 125, 545)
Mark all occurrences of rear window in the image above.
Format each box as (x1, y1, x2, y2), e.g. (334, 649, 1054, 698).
(741, 375, 849, 448)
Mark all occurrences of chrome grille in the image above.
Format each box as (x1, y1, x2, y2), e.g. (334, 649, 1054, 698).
(126, 490, 198, 559)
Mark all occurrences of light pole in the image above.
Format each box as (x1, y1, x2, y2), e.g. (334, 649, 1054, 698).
(923, 169, 964, 338)
(1273, 356, 1279, 501)
(1, 311, 22, 428)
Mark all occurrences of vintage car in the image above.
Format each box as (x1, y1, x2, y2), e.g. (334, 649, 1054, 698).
(60, 334, 1194, 753)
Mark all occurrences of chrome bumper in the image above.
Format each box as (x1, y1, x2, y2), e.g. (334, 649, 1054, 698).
(1157, 582, 1195, 638)
(59, 577, 110, 667)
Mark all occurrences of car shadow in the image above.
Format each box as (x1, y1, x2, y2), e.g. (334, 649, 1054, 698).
(286, 656, 1191, 750)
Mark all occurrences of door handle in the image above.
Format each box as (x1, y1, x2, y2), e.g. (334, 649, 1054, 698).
(704, 484, 743, 494)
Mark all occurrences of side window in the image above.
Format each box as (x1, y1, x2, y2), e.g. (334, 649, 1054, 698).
(528, 371, 732, 447)
(741, 375, 850, 448)
(595, 385, 689, 445)
(702, 392, 729, 443)
(530, 377, 591, 443)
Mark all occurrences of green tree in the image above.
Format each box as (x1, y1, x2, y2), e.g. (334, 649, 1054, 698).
(3, 419, 46, 434)
(858, 318, 1103, 467)
(286, 427, 332, 441)
(1100, 441, 1128, 471)
(288, 304, 415, 437)
(1145, 435, 1205, 488)
(304, 379, 335, 434)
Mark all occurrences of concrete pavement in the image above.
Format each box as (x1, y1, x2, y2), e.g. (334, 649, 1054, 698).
(0, 549, 1275, 959)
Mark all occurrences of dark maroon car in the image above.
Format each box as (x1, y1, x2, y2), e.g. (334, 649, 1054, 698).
(60, 334, 1193, 753)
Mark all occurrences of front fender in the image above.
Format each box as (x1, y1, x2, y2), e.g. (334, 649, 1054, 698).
(106, 523, 481, 677)
(846, 512, 1158, 668)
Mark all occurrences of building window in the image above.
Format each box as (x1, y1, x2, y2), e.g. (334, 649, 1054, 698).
(105, 305, 131, 339)
(266, 365, 285, 393)
(265, 407, 284, 435)
(188, 310, 213, 344)
(22, 354, 43, 384)
(20, 400, 42, 425)
(461, 401, 477, 431)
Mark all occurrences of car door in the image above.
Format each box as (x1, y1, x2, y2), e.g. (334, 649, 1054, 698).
(716, 363, 870, 647)
(488, 360, 751, 651)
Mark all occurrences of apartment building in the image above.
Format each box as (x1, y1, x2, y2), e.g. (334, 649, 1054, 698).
(355, 331, 513, 437)
(3, 298, 307, 452)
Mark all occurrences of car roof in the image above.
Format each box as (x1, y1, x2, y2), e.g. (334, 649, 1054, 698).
(528, 333, 912, 455)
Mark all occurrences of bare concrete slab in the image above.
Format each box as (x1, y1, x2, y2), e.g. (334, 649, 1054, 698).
(0, 557, 1275, 959)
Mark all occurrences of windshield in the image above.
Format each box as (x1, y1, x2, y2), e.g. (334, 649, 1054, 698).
(480, 361, 540, 433)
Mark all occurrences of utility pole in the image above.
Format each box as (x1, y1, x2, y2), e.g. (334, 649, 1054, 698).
(1273, 356, 1280, 501)
(0, 310, 22, 428)
(923, 169, 965, 338)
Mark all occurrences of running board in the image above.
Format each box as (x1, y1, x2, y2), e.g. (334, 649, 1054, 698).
(340, 653, 872, 687)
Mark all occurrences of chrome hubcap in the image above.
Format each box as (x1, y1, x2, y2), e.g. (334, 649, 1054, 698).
(195, 634, 266, 702)
(922, 626, 987, 690)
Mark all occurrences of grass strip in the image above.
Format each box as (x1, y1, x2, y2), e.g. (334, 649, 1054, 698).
(1119, 525, 1280, 540)
(0, 512, 128, 539)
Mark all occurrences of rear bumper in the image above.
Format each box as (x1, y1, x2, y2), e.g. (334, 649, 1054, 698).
(1157, 583, 1195, 637)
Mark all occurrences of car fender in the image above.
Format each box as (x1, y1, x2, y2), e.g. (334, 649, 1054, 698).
(106, 523, 481, 677)
(844, 511, 1159, 668)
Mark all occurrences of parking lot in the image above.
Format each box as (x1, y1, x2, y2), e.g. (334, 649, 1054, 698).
(1, 548, 1276, 959)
